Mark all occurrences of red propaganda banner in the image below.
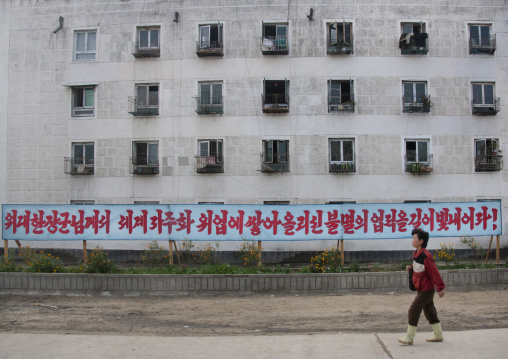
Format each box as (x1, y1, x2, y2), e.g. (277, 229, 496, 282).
(2, 202, 502, 241)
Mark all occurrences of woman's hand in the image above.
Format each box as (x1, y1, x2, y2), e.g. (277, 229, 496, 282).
(406, 265, 412, 272)
(437, 290, 445, 298)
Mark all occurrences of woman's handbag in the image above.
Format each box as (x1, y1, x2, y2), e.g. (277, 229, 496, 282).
(408, 268, 416, 291)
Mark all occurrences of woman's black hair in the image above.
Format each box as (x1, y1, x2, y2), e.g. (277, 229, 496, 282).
(411, 228, 429, 248)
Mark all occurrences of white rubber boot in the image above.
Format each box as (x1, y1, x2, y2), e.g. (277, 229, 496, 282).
(398, 325, 417, 345)
(426, 322, 444, 342)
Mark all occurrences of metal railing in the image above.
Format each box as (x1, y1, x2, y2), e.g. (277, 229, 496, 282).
(472, 97, 500, 115)
(129, 157, 159, 174)
(261, 153, 289, 173)
(329, 93, 355, 113)
(402, 95, 432, 113)
(399, 33, 429, 55)
(131, 41, 160, 58)
(128, 96, 159, 116)
(260, 36, 288, 54)
(405, 154, 433, 174)
(469, 34, 496, 54)
(195, 156, 224, 173)
(195, 41, 224, 56)
(195, 97, 224, 114)
(262, 94, 289, 113)
(475, 155, 503, 172)
(329, 162, 355, 173)
(64, 157, 94, 175)
(327, 34, 354, 55)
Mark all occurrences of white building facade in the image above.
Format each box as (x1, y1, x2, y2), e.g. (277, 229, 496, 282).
(0, 0, 506, 255)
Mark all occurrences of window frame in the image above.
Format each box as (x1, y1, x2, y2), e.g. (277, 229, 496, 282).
(469, 24, 492, 47)
(74, 30, 97, 61)
(328, 79, 354, 112)
(405, 139, 430, 164)
(198, 23, 223, 48)
(71, 142, 95, 174)
(198, 139, 224, 163)
(329, 139, 355, 164)
(136, 84, 159, 109)
(263, 140, 289, 164)
(198, 81, 223, 107)
(472, 82, 495, 106)
(137, 26, 160, 49)
(132, 141, 159, 166)
(71, 86, 95, 117)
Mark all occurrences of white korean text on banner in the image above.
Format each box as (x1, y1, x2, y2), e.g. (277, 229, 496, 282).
(2, 202, 502, 241)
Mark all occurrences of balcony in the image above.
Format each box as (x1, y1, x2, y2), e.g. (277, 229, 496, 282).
(469, 35, 496, 54)
(405, 155, 433, 175)
(472, 97, 500, 115)
(128, 96, 159, 116)
(195, 97, 224, 115)
(131, 41, 160, 58)
(403, 95, 432, 113)
(64, 157, 94, 175)
(196, 156, 224, 173)
(329, 94, 355, 113)
(475, 155, 503, 172)
(329, 162, 355, 173)
(262, 94, 289, 113)
(327, 34, 354, 55)
(130, 157, 159, 175)
(195, 41, 224, 57)
(260, 36, 288, 55)
(261, 154, 289, 173)
(399, 33, 429, 55)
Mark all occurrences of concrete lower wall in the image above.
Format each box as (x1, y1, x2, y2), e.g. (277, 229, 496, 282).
(1, 269, 506, 297)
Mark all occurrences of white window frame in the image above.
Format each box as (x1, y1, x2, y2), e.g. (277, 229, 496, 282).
(132, 141, 159, 166)
(329, 139, 355, 164)
(136, 84, 159, 109)
(401, 22, 426, 34)
(72, 142, 95, 170)
(74, 30, 97, 61)
(198, 139, 223, 163)
(472, 83, 495, 106)
(70, 200, 95, 204)
(72, 86, 95, 117)
(198, 81, 223, 105)
(263, 140, 289, 164)
(475, 138, 499, 156)
(402, 81, 427, 105)
(469, 24, 492, 47)
(198, 23, 223, 48)
(137, 26, 160, 49)
(405, 139, 430, 164)
(327, 21, 353, 46)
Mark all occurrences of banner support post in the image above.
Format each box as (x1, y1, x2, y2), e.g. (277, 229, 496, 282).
(82, 240, 87, 263)
(3, 240, 7, 258)
(257, 241, 262, 268)
(496, 235, 500, 264)
(340, 239, 344, 266)
(169, 240, 174, 265)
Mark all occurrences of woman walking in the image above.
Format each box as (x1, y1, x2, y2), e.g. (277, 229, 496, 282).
(398, 228, 445, 345)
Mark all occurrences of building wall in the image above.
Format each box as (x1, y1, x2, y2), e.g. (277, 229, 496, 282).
(2, 0, 507, 253)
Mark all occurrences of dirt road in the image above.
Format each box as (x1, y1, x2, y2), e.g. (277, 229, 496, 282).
(1, 289, 507, 337)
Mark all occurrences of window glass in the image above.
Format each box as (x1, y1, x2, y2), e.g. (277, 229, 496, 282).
(74, 88, 84, 107)
(85, 144, 94, 164)
(73, 144, 84, 164)
(278, 141, 288, 162)
(148, 144, 158, 164)
(331, 141, 341, 161)
(148, 86, 158, 106)
(470, 26, 480, 44)
(480, 26, 490, 45)
(343, 141, 354, 162)
(212, 83, 222, 104)
(139, 30, 149, 47)
(406, 141, 417, 162)
(264, 141, 273, 163)
(150, 29, 159, 47)
(84, 88, 94, 107)
(403, 83, 414, 99)
(484, 85, 494, 104)
(87, 32, 96, 51)
(418, 141, 428, 162)
(76, 32, 86, 51)
(138, 86, 148, 106)
(199, 141, 209, 156)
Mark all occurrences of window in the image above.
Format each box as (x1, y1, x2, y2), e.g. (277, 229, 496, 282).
(196, 140, 224, 173)
(65, 142, 94, 175)
(262, 140, 289, 173)
(399, 22, 428, 55)
(329, 139, 355, 172)
(196, 23, 223, 56)
(133, 26, 160, 58)
(405, 139, 433, 174)
(327, 22, 353, 54)
(74, 30, 96, 61)
(129, 84, 159, 116)
(196, 82, 223, 114)
(475, 139, 503, 172)
(264, 201, 290, 205)
(402, 81, 431, 113)
(70, 200, 95, 204)
(131, 141, 159, 174)
(134, 201, 160, 204)
(472, 83, 499, 115)
(72, 86, 95, 117)
(262, 79, 289, 113)
(469, 24, 496, 54)
(328, 80, 354, 113)
(261, 23, 288, 54)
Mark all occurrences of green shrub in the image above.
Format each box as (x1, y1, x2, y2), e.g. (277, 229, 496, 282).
(140, 240, 169, 268)
(307, 247, 343, 273)
(0, 250, 18, 272)
(19, 246, 64, 273)
(81, 245, 118, 273)
(195, 242, 220, 265)
(237, 239, 262, 267)
(460, 235, 486, 262)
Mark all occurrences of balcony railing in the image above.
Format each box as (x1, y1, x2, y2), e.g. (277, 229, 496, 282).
(262, 94, 289, 113)
(405, 155, 433, 175)
(195, 41, 224, 57)
(64, 157, 94, 175)
(128, 96, 159, 116)
(131, 41, 160, 58)
(399, 33, 429, 55)
(196, 156, 224, 173)
(329, 94, 355, 113)
(327, 34, 354, 55)
(195, 97, 224, 114)
(475, 155, 503, 172)
(261, 154, 289, 173)
(472, 97, 500, 115)
(260, 36, 288, 55)
(403, 95, 432, 113)
(329, 162, 355, 173)
(130, 157, 159, 174)
(469, 35, 496, 54)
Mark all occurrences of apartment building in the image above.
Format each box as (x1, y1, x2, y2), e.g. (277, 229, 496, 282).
(0, 0, 506, 255)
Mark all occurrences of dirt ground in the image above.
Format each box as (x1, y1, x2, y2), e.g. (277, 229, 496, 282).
(1, 289, 507, 337)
